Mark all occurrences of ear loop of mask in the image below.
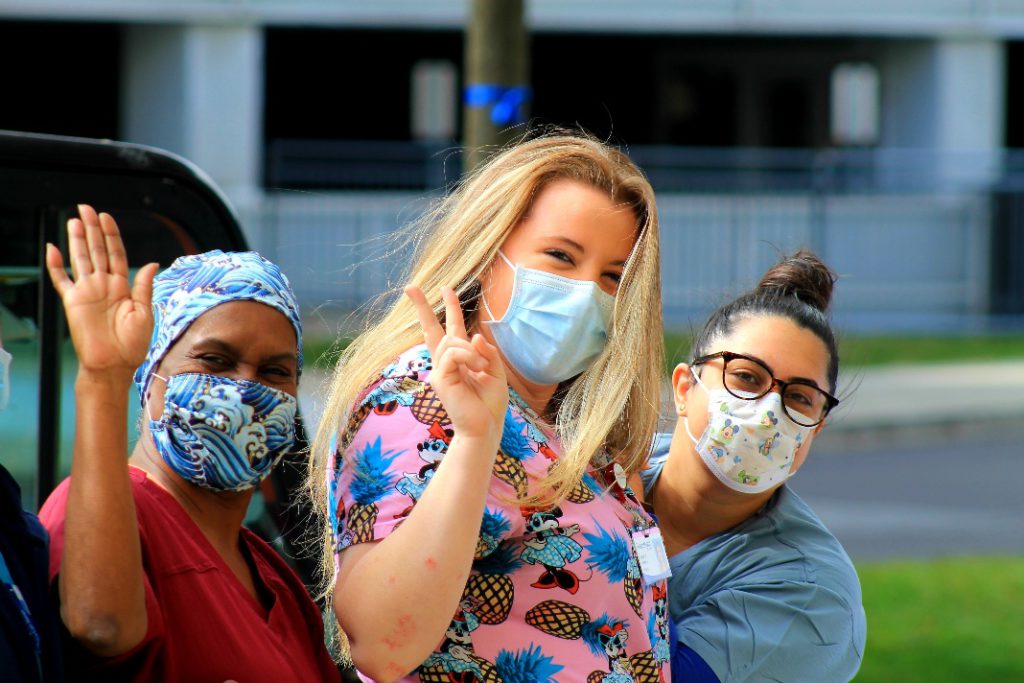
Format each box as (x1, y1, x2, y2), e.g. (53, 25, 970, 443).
(145, 372, 170, 423)
(479, 250, 515, 323)
(682, 368, 709, 447)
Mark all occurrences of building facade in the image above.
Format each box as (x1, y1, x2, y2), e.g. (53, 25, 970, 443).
(2, 0, 1023, 329)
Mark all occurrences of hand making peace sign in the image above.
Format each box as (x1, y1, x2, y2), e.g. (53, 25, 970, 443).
(405, 285, 508, 441)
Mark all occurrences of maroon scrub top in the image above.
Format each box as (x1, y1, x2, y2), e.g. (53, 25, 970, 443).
(40, 466, 340, 683)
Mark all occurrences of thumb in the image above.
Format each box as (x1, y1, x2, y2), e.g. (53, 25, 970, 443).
(132, 263, 159, 309)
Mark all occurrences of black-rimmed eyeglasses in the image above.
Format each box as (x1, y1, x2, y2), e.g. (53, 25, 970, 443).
(691, 351, 839, 427)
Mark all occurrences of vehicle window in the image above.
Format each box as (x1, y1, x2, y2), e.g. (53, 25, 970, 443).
(1, 206, 199, 508)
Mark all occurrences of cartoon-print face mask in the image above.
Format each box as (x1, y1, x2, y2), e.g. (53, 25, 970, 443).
(685, 372, 814, 494)
(148, 372, 297, 491)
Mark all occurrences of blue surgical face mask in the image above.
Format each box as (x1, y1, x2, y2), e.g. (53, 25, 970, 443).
(148, 372, 297, 492)
(482, 251, 615, 385)
(0, 346, 11, 411)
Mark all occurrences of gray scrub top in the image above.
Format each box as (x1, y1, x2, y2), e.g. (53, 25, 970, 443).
(643, 434, 867, 683)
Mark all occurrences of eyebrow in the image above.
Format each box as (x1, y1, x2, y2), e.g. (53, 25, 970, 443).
(741, 352, 823, 389)
(551, 236, 627, 267)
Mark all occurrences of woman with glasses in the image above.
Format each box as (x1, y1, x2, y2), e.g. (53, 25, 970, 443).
(642, 250, 866, 683)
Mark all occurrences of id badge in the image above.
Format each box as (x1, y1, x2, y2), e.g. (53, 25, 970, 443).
(630, 527, 672, 584)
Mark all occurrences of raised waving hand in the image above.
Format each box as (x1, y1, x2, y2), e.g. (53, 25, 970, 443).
(405, 285, 508, 440)
(46, 205, 159, 377)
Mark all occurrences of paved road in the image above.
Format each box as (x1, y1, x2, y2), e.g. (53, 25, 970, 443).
(790, 434, 1024, 562)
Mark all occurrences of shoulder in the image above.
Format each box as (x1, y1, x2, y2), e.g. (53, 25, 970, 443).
(770, 487, 863, 598)
(346, 345, 435, 421)
(640, 432, 671, 497)
(671, 486, 863, 614)
(371, 345, 434, 390)
(672, 486, 865, 680)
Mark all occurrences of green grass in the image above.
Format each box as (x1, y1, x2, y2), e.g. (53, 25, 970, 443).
(304, 332, 1024, 371)
(838, 335, 1024, 368)
(854, 557, 1024, 682)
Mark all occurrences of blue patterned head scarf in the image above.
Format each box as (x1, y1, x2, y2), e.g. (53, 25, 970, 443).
(134, 250, 303, 402)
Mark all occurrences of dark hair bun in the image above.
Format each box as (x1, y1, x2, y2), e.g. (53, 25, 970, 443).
(757, 249, 836, 312)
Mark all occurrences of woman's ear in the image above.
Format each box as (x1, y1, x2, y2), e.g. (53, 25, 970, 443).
(672, 362, 693, 416)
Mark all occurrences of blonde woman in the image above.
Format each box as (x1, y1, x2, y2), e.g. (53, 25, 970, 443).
(310, 133, 670, 682)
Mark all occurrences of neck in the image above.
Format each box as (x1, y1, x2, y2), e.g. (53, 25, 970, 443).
(130, 434, 253, 551)
(472, 318, 558, 419)
(651, 421, 774, 556)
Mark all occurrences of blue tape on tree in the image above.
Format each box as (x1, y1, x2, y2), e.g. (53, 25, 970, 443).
(464, 84, 532, 126)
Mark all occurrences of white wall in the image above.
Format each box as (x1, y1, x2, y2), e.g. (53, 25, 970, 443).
(122, 23, 266, 247)
(7, 0, 1024, 35)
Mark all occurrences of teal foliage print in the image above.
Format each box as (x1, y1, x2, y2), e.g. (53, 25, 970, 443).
(473, 540, 524, 576)
(495, 644, 564, 683)
(480, 507, 513, 541)
(478, 507, 514, 556)
(500, 409, 535, 462)
(582, 519, 633, 583)
(349, 435, 402, 505)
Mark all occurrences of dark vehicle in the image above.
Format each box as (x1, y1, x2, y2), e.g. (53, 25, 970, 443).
(0, 129, 318, 585)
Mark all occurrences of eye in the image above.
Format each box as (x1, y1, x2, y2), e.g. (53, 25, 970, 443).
(196, 353, 231, 368)
(784, 387, 816, 407)
(262, 364, 295, 380)
(729, 369, 762, 386)
(544, 249, 574, 265)
(603, 271, 622, 285)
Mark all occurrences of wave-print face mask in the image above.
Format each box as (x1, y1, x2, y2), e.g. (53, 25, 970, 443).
(685, 372, 814, 494)
(148, 372, 297, 492)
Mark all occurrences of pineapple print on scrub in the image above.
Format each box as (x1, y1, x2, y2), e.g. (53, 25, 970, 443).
(328, 345, 668, 681)
(476, 508, 512, 559)
(346, 436, 402, 544)
(526, 601, 659, 683)
(493, 408, 539, 497)
(464, 540, 522, 625)
(583, 519, 645, 617)
(419, 600, 501, 683)
(410, 385, 450, 426)
(494, 644, 564, 682)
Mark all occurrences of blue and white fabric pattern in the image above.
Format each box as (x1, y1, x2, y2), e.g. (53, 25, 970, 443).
(150, 372, 297, 491)
(134, 250, 303, 402)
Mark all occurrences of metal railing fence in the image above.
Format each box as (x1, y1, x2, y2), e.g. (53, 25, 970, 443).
(260, 143, 1024, 332)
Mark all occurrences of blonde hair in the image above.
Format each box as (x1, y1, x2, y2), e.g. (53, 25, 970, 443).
(308, 131, 663, 605)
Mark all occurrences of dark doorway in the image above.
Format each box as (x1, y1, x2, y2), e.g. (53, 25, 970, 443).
(0, 21, 120, 139)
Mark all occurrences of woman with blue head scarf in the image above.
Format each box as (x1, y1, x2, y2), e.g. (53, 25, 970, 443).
(39, 205, 338, 682)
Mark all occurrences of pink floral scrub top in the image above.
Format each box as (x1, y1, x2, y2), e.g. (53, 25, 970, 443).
(327, 345, 670, 682)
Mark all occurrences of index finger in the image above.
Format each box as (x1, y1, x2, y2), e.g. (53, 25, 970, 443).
(404, 285, 444, 354)
(441, 286, 467, 340)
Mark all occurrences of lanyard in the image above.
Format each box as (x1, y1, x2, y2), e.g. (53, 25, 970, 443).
(0, 547, 43, 681)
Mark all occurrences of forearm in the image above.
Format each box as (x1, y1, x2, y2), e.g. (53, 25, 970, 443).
(335, 432, 498, 681)
(59, 369, 146, 656)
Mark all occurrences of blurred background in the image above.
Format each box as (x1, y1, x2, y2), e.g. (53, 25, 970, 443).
(0, 1, 1022, 680)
